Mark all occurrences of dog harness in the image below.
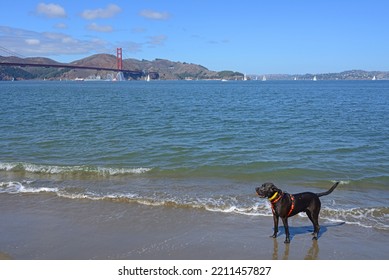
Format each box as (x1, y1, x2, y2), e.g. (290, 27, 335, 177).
(269, 192, 295, 217)
(287, 194, 295, 217)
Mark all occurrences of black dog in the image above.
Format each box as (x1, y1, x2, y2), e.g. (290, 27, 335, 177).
(255, 182, 339, 243)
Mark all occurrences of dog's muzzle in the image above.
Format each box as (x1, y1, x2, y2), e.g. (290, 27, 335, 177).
(255, 188, 266, 198)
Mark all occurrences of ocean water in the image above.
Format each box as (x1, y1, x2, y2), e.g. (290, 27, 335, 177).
(0, 80, 388, 231)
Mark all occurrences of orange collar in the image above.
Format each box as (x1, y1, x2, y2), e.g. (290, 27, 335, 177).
(287, 194, 295, 217)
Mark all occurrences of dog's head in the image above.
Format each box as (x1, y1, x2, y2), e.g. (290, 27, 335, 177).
(255, 182, 282, 199)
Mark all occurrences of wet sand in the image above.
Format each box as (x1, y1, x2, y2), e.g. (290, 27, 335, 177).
(0, 193, 388, 260)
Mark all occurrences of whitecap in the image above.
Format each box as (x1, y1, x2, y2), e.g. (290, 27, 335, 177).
(0, 161, 151, 176)
(0, 181, 58, 194)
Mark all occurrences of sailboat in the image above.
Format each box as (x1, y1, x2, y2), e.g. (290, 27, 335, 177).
(313, 76, 317, 81)
(146, 74, 150, 82)
(243, 74, 247, 81)
(262, 75, 266, 81)
(372, 76, 376, 80)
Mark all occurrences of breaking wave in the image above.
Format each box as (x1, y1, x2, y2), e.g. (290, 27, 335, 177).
(0, 162, 151, 176)
(1, 180, 388, 231)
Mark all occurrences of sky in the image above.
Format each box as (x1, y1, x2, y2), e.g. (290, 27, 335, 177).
(0, 0, 388, 74)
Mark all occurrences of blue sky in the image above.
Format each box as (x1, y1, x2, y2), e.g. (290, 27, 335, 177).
(0, 0, 388, 74)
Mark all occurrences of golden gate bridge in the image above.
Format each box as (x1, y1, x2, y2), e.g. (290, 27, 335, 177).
(0, 46, 158, 80)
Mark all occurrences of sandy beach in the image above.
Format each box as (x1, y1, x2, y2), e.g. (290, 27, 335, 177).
(0, 193, 387, 260)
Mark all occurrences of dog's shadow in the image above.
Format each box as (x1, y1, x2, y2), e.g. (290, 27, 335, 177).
(275, 221, 345, 241)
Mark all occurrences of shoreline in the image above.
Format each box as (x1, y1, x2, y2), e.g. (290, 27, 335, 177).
(0, 194, 388, 260)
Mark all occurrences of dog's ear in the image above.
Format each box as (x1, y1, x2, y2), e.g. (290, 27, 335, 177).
(261, 182, 273, 189)
(269, 183, 280, 193)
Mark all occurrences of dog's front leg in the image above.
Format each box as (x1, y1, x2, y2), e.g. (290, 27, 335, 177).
(271, 214, 279, 238)
(281, 217, 290, 243)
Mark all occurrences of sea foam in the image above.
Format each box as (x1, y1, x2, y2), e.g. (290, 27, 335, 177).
(0, 162, 151, 176)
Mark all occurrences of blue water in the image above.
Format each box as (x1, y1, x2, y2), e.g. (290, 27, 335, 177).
(1, 80, 388, 230)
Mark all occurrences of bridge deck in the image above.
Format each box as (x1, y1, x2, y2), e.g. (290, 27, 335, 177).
(0, 61, 143, 75)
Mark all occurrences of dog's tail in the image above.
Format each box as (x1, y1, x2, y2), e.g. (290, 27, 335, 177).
(316, 182, 339, 197)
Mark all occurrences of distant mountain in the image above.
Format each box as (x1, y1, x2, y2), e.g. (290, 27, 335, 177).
(0, 55, 70, 80)
(251, 70, 389, 81)
(0, 54, 243, 81)
(1, 54, 388, 81)
(318, 69, 389, 80)
(124, 58, 212, 80)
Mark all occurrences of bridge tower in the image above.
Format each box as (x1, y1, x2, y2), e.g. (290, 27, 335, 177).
(116, 48, 123, 70)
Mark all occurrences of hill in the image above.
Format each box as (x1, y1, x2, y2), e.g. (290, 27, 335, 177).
(1, 54, 388, 81)
(251, 70, 389, 81)
(0, 54, 243, 81)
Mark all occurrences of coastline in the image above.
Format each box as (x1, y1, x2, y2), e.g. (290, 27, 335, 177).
(0, 193, 387, 260)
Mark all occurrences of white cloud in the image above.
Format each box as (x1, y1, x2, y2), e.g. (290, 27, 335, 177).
(131, 27, 147, 33)
(87, 23, 114, 33)
(0, 26, 111, 58)
(147, 35, 168, 46)
(139, 10, 170, 20)
(81, 4, 121, 20)
(61, 36, 77, 44)
(0, 25, 169, 60)
(54, 23, 67, 29)
(42, 32, 65, 40)
(25, 39, 40, 45)
(128, 42, 142, 53)
(207, 39, 230, 45)
(36, 3, 67, 18)
(117, 41, 143, 53)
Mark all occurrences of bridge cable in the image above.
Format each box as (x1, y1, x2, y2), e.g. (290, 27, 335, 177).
(0, 45, 26, 58)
